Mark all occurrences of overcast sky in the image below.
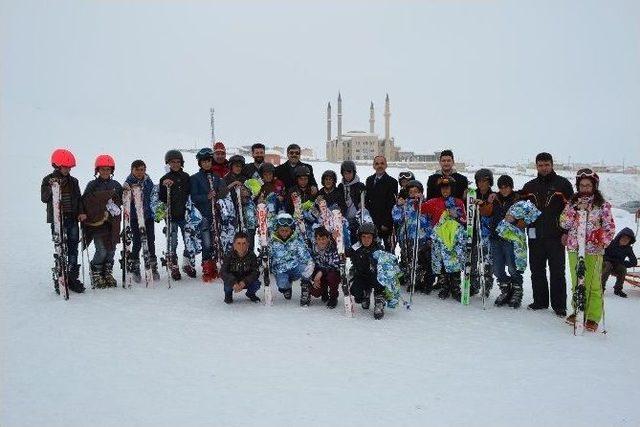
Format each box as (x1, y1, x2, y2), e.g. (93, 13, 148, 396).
(2, 0, 639, 165)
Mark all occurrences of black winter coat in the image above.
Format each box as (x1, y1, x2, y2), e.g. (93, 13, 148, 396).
(521, 171, 574, 240)
(349, 242, 382, 281)
(159, 169, 191, 220)
(426, 171, 469, 201)
(365, 173, 398, 230)
(317, 187, 347, 214)
(41, 171, 83, 223)
(275, 161, 318, 190)
(604, 227, 637, 268)
(221, 250, 260, 285)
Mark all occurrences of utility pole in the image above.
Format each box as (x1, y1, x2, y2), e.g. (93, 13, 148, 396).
(210, 108, 215, 148)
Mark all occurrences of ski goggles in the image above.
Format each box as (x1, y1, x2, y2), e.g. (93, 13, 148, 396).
(276, 216, 295, 228)
(399, 172, 414, 181)
(576, 168, 598, 180)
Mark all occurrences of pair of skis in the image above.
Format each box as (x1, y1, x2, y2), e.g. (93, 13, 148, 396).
(50, 179, 69, 300)
(462, 188, 477, 305)
(206, 174, 224, 271)
(121, 184, 153, 288)
(257, 203, 273, 306)
(405, 197, 423, 310)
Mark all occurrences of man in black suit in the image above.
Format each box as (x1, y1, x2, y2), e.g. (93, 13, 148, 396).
(365, 155, 398, 252)
(275, 143, 318, 192)
(426, 150, 469, 200)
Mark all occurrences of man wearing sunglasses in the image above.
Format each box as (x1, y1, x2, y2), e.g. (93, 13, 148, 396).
(275, 143, 318, 192)
(365, 155, 398, 252)
(426, 150, 469, 201)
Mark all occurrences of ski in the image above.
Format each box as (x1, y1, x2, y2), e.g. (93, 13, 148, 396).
(332, 209, 354, 317)
(121, 184, 133, 288)
(50, 179, 69, 300)
(406, 197, 422, 310)
(573, 209, 588, 336)
(131, 184, 153, 287)
(206, 174, 224, 270)
(291, 192, 307, 238)
(161, 186, 173, 288)
(235, 186, 245, 233)
(475, 212, 487, 309)
(257, 203, 273, 306)
(462, 187, 477, 305)
(318, 198, 333, 230)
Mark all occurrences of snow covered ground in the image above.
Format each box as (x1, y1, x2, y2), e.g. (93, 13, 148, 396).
(2, 105, 640, 426)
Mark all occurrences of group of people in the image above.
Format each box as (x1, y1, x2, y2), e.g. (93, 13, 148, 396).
(42, 144, 637, 326)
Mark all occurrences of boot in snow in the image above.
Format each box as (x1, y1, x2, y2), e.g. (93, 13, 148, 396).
(246, 292, 261, 303)
(300, 280, 311, 306)
(170, 255, 181, 281)
(183, 258, 197, 278)
(282, 287, 292, 300)
(90, 264, 105, 289)
(327, 297, 338, 309)
(494, 281, 512, 306)
(437, 274, 450, 300)
(585, 320, 598, 332)
(449, 273, 462, 302)
(150, 257, 160, 281)
(224, 291, 233, 304)
(614, 288, 628, 298)
(201, 259, 217, 282)
(361, 290, 371, 310)
(68, 264, 85, 293)
(128, 259, 142, 284)
(373, 293, 385, 320)
(508, 282, 523, 309)
(102, 262, 118, 288)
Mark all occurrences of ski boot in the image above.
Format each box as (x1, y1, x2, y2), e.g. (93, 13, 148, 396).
(150, 257, 160, 281)
(282, 287, 292, 300)
(437, 274, 450, 300)
(90, 264, 105, 289)
(327, 297, 338, 309)
(68, 264, 85, 293)
(494, 281, 512, 307)
(614, 287, 628, 298)
(585, 320, 598, 332)
(361, 290, 371, 310)
(170, 255, 181, 281)
(246, 292, 260, 303)
(102, 262, 118, 288)
(128, 259, 142, 284)
(321, 289, 329, 303)
(508, 282, 523, 308)
(373, 292, 385, 320)
(201, 259, 217, 282)
(183, 258, 197, 278)
(300, 280, 311, 306)
(224, 291, 233, 304)
(449, 273, 462, 302)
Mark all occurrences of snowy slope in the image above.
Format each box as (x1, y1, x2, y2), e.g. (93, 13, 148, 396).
(2, 106, 640, 426)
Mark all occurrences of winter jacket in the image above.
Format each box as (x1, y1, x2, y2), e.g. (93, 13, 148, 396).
(489, 192, 522, 239)
(349, 242, 382, 282)
(428, 196, 467, 274)
(275, 160, 318, 190)
(82, 177, 123, 250)
(312, 240, 341, 274)
(221, 250, 259, 285)
(189, 169, 227, 221)
(285, 185, 316, 216)
(365, 173, 398, 230)
(41, 170, 83, 223)
(242, 162, 263, 180)
(124, 173, 154, 221)
(426, 170, 469, 201)
(421, 196, 466, 225)
(223, 171, 246, 187)
(159, 169, 191, 220)
(604, 227, 637, 268)
(270, 230, 313, 274)
(392, 197, 432, 246)
(211, 160, 229, 179)
(521, 171, 574, 240)
(559, 195, 615, 256)
(338, 175, 365, 220)
(317, 186, 347, 214)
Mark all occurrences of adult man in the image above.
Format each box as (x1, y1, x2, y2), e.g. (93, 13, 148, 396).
(242, 143, 266, 180)
(521, 152, 573, 316)
(426, 150, 469, 200)
(365, 155, 398, 252)
(275, 143, 318, 191)
(211, 141, 229, 178)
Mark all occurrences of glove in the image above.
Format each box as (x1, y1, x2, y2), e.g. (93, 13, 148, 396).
(106, 199, 121, 217)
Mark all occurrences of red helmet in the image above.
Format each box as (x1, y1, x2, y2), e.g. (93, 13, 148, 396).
(95, 154, 116, 171)
(51, 148, 76, 168)
(575, 168, 599, 190)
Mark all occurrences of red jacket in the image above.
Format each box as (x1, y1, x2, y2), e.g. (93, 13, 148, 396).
(211, 160, 229, 179)
(421, 196, 466, 225)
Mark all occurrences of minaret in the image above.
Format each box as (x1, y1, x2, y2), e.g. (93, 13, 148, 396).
(326, 102, 332, 142)
(384, 94, 390, 142)
(369, 101, 375, 133)
(210, 107, 215, 147)
(337, 92, 343, 142)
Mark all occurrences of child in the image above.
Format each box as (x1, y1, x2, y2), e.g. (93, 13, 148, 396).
(337, 160, 366, 245)
(348, 223, 387, 319)
(159, 150, 192, 281)
(220, 232, 261, 304)
(392, 180, 433, 293)
(471, 168, 495, 296)
(238, 184, 258, 252)
(82, 154, 123, 288)
(317, 170, 347, 214)
(310, 226, 341, 308)
(602, 228, 637, 298)
(41, 149, 85, 293)
(421, 176, 466, 300)
(190, 147, 228, 281)
(397, 171, 415, 201)
(269, 213, 315, 304)
(124, 159, 159, 282)
(560, 169, 615, 332)
(286, 165, 317, 242)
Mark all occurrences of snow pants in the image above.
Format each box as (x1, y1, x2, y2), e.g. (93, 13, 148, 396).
(350, 275, 384, 302)
(568, 252, 603, 323)
(275, 263, 312, 292)
(601, 261, 626, 291)
(311, 268, 340, 300)
(491, 238, 523, 285)
(223, 278, 260, 296)
(528, 237, 567, 312)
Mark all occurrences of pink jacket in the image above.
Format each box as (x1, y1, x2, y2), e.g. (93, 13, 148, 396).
(559, 196, 615, 255)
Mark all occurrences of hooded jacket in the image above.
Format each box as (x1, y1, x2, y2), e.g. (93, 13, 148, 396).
(604, 227, 637, 267)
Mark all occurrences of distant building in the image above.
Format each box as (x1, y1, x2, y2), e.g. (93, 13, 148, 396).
(265, 150, 281, 165)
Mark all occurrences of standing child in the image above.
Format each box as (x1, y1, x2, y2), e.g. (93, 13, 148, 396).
(337, 160, 366, 245)
(310, 226, 341, 308)
(221, 232, 261, 304)
(159, 150, 192, 281)
(269, 213, 315, 304)
(82, 154, 123, 288)
(560, 169, 615, 331)
(471, 168, 495, 296)
(348, 223, 387, 319)
(286, 165, 317, 242)
(317, 170, 347, 214)
(602, 228, 637, 298)
(421, 176, 466, 300)
(41, 149, 85, 293)
(124, 159, 159, 282)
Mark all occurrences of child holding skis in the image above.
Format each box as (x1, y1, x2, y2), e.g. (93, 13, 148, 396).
(348, 223, 387, 319)
(310, 226, 341, 308)
(82, 154, 123, 288)
(602, 228, 637, 298)
(124, 159, 159, 282)
(286, 165, 317, 242)
(41, 148, 85, 293)
(337, 160, 366, 245)
(317, 170, 347, 214)
(471, 168, 496, 297)
(159, 150, 192, 281)
(560, 169, 615, 332)
(421, 176, 466, 300)
(269, 213, 315, 304)
(220, 232, 261, 304)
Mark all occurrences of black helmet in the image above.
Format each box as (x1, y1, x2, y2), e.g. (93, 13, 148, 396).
(399, 171, 415, 182)
(321, 170, 337, 185)
(436, 175, 456, 187)
(474, 168, 494, 186)
(258, 162, 275, 176)
(357, 222, 377, 237)
(295, 165, 311, 178)
(340, 160, 356, 175)
(229, 155, 246, 167)
(195, 147, 214, 161)
(165, 149, 184, 165)
(405, 179, 424, 193)
(497, 175, 514, 189)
